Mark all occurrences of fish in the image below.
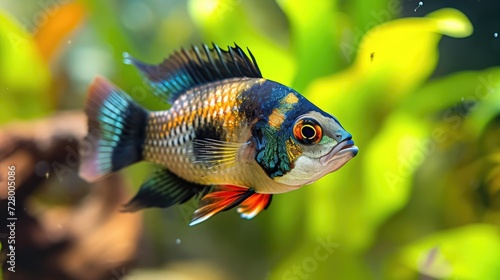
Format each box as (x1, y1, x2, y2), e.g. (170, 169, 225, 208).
(79, 43, 358, 226)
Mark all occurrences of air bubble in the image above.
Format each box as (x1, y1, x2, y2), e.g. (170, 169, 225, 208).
(414, 1, 423, 12)
(35, 161, 51, 177)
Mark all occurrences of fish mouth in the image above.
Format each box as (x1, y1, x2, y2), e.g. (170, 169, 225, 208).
(320, 139, 359, 167)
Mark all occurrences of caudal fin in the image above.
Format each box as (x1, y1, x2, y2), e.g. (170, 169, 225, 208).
(79, 77, 148, 182)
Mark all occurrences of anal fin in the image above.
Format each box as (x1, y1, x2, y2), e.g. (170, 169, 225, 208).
(189, 185, 254, 226)
(123, 168, 208, 212)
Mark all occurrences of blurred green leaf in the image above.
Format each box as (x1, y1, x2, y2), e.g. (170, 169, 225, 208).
(394, 224, 500, 280)
(308, 8, 473, 109)
(346, 0, 397, 28)
(404, 67, 500, 136)
(188, 0, 295, 85)
(404, 69, 500, 114)
(292, 8, 474, 252)
(0, 11, 51, 123)
(269, 238, 372, 280)
(81, 0, 168, 111)
(276, 0, 339, 91)
(362, 112, 429, 235)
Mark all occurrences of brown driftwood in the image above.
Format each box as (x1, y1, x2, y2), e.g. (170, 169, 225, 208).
(0, 111, 142, 280)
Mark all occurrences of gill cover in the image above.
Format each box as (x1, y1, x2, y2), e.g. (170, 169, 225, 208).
(252, 119, 297, 178)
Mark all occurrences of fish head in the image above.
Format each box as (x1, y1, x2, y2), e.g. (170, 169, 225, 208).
(252, 87, 358, 188)
(275, 110, 358, 186)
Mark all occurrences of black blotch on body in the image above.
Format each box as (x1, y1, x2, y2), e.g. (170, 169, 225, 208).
(238, 80, 280, 121)
(192, 122, 226, 161)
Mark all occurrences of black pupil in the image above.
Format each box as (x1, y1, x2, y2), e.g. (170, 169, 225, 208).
(302, 125, 316, 139)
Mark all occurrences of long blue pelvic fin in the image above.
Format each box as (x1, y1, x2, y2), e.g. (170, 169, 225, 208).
(123, 43, 262, 104)
(122, 168, 209, 212)
(79, 77, 148, 182)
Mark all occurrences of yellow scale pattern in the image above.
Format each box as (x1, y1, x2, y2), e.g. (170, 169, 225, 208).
(142, 78, 264, 185)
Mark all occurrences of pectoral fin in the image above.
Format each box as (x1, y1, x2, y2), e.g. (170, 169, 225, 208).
(192, 138, 249, 169)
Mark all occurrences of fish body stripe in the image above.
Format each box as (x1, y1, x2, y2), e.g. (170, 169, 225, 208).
(142, 78, 265, 184)
(267, 92, 300, 129)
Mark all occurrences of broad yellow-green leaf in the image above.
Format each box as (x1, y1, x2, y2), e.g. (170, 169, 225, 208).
(394, 224, 500, 280)
(362, 112, 429, 229)
(340, 0, 398, 62)
(308, 8, 473, 108)
(0, 11, 51, 123)
(354, 8, 472, 91)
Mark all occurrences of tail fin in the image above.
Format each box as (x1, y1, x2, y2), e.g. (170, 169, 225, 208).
(79, 77, 148, 182)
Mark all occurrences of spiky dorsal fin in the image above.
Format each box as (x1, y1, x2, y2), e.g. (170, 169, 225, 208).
(124, 43, 262, 104)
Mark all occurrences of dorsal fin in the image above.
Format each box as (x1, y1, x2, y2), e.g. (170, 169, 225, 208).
(124, 43, 262, 104)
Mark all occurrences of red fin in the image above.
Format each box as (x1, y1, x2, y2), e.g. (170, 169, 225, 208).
(189, 185, 254, 226)
(237, 193, 273, 220)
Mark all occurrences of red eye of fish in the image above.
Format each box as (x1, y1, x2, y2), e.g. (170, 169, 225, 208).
(293, 118, 323, 145)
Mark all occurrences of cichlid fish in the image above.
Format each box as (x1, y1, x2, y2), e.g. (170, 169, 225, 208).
(79, 43, 358, 226)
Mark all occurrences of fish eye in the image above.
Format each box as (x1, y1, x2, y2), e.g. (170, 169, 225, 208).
(293, 118, 323, 145)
